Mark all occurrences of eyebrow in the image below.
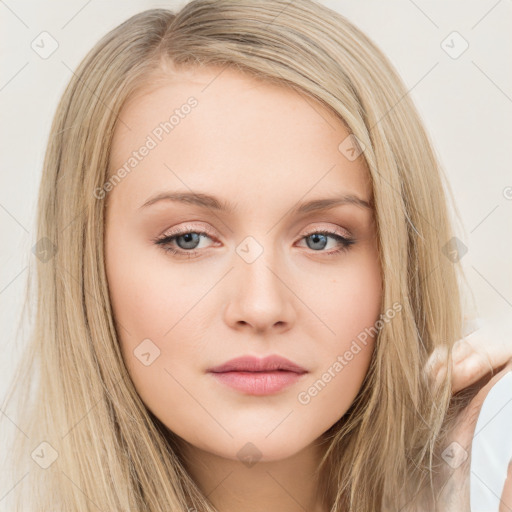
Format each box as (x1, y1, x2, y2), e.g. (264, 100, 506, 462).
(139, 191, 373, 214)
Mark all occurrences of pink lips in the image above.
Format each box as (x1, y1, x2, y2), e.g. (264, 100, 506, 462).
(207, 355, 308, 396)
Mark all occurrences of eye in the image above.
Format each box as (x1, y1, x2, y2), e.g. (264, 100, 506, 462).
(297, 229, 356, 256)
(152, 225, 356, 259)
(152, 224, 218, 259)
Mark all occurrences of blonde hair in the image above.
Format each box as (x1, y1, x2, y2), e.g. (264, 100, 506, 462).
(3, 0, 475, 510)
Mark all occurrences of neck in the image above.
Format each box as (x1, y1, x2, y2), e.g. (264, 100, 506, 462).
(178, 438, 331, 512)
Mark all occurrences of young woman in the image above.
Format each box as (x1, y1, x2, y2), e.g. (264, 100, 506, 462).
(3, 0, 511, 510)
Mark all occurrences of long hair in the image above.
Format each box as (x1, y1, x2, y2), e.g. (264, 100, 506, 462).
(2, 1, 474, 510)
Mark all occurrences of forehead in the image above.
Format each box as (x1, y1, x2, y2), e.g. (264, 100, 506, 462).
(108, 65, 372, 212)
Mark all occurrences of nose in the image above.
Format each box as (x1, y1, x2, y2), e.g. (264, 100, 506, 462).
(223, 253, 296, 334)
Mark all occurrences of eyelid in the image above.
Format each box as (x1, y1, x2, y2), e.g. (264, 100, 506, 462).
(156, 222, 352, 242)
(301, 224, 352, 239)
(157, 222, 218, 240)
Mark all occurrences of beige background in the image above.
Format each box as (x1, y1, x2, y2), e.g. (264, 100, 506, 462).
(1, 1, 511, 510)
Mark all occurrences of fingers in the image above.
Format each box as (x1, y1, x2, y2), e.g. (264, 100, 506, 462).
(449, 321, 512, 394)
(442, 360, 512, 450)
(422, 317, 484, 386)
(423, 318, 512, 395)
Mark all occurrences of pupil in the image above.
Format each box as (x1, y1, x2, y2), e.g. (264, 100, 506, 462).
(178, 233, 200, 249)
(308, 233, 327, 250)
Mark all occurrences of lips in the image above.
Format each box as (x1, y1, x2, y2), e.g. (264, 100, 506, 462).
(207, 355, 308, 396)
(207, 355, 307, 374)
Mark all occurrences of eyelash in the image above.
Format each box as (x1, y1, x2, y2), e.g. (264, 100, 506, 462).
(152, 224, 356, 259)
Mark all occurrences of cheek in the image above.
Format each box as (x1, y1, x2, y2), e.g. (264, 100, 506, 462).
(332, 259, 382, 342)
(293, 250, 382, 420)
(105, 232, 209, 426)
(298, 246, 382, 347)
(106, 232, 205, 342)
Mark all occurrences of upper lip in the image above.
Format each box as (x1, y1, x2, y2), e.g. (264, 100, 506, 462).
(208, 355, 307, 374)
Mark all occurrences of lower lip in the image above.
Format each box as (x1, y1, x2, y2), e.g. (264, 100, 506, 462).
(209, 370, 305, 395)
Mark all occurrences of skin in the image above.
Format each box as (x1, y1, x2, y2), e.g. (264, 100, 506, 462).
(423, 320, 512, 511)
(105, 64, 382, 512)
(500, 459, 512, 512)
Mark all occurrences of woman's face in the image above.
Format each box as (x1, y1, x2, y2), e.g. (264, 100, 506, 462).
(105, 65, 382, 463)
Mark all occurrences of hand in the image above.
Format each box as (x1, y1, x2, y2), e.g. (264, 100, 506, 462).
(423, 318, 512, 511)
(500, 458, 512, 512)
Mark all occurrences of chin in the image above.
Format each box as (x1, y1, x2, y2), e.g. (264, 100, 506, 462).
(208, 433, 313, 464)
